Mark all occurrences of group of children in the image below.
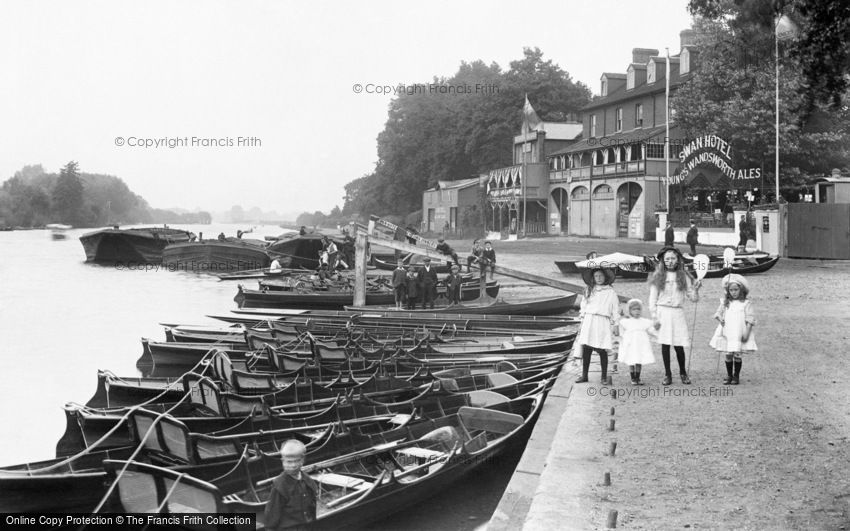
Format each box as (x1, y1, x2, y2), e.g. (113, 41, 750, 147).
(575, 246, 757, 386)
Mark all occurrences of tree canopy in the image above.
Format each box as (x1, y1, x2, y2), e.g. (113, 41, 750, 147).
(342, 48, 591, 218)
(672, 13, 850, 195)
(0, 163, 211, 228)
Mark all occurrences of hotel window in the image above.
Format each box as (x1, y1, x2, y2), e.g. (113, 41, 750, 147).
(627, 67, 635, 90)
(646, 143, 666, 158)
(590, 115, 597, 137)
(681, 49, 690, 74)
(647, 61, 656, 84)
(615, 108, 623, 132)
(601, 79, 608, 96)
(635, 104, 643, 127)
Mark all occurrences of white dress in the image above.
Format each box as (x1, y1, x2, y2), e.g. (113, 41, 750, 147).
(576, 286, 620, 350)
(709, 299, 757, 353)
(649, 272, 697, 347)
(618, 317, 656, 365)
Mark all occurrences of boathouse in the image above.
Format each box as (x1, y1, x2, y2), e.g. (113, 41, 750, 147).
(421, 177, 482, 235)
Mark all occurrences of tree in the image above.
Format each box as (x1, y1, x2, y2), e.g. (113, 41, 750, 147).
(52, 161, 84, 225)
(688, 0, 850, 113)
(342, 50, 591, 217)
(672, 16, 850, 196)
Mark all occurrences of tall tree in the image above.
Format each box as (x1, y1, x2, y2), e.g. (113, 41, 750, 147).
(343, 50, 591, 217)
(52, 161, 85, 225)
(688, 0, 850, 113)
(672, 16, 850, 196)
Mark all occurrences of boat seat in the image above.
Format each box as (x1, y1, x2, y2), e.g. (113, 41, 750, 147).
(315, 472, 369, 490)
(468, 390, 509, 407)
(432, 368, 471, 378)
(437, 378, 460, 392)
(486, 373, 518, 388)
(458, 406, 523, 435)
(389, 413, 412, 425)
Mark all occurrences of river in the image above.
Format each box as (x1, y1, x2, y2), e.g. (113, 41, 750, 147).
(0, 224, 514, 529)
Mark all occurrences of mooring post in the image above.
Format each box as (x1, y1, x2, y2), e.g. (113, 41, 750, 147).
(353, 231, 369, 307)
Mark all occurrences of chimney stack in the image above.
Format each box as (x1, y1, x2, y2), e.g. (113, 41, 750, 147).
(632, 48, 659, 64)
(680, 29, 696, 49)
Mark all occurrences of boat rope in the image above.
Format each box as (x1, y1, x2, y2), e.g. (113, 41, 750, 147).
(208, 444, 251, 483)
(88, 391, 195, 516)
(10, 349, 218, 475)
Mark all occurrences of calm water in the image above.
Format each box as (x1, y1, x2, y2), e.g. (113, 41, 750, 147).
(0, 224, 512, 528)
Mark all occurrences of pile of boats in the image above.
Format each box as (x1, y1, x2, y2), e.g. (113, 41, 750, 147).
(79, 226, 338, 271)
(2, 291, 578, 527)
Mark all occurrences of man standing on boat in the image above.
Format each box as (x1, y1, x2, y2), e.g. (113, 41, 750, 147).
(418, 257, 439, 309)
(264, 440, 317, 531)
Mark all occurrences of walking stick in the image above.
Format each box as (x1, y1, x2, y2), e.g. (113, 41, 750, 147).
(687, 254, 710, 375)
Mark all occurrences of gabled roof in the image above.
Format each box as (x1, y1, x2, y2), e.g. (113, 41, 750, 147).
(583, 61, 685, 110)
(601, 73, 627, 79)
(514, 122, 583, 143)
(427, 177, 480, 192)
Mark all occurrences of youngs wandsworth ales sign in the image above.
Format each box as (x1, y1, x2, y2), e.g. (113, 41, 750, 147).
(664, 134, 761, 185)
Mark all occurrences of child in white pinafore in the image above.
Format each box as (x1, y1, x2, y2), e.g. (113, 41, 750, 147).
(575, 267, 620, 384)
(618, 299, 656, 386)
(709, 273, 757, 385)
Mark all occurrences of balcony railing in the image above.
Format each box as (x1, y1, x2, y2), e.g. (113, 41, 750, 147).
(549, 161, 645, 182)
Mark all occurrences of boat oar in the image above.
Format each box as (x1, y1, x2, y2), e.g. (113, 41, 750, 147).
(687, 254, 710, 376)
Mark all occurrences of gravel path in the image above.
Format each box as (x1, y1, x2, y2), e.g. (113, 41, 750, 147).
(443, 235, 850, 529)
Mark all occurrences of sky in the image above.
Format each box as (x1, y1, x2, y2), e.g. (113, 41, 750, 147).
(0, 0, 693, 218)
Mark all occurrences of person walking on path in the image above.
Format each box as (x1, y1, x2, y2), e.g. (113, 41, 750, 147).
(575, 267, 620, 384)
(686, 220, 699, 256)
(444, 265, 463, 305)
(648, 246, 702, 385)
(709, 274, 757, 385)
(418, 257, 439, 309)
(619, 299, 657, 386)
(391, 261, 407, 309)
(664, 221, 675, 247)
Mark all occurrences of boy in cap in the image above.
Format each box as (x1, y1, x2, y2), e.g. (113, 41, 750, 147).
(418, 257, 439, 309)
(263, 439, 317, 531)
(391, 261, 407, 309)
(444, 264, 463, 305)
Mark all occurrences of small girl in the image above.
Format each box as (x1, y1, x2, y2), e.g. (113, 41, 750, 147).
(575, 267, 620, 384)
(618, 299, 656, 386)
(709, 274, 757, 385)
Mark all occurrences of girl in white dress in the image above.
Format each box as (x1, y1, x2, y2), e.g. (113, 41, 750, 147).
(709, 274, 756, 385)
(575, 267, 620, 384)
(648, 247, 702, 385)
(619, 299, 656, 386)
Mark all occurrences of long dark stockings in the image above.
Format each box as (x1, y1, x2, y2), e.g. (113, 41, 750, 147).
(581, 345, 608, 379)
(661, 344, 687, 377)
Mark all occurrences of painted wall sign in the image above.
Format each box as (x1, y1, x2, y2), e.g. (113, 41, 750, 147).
(665, 134, 761, 184)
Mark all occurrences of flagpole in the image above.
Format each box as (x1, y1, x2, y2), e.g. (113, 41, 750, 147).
(775, 22, 780, 204)
(665, 48, 671, 215)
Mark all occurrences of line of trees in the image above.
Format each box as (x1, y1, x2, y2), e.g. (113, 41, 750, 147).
(0, 162, 211, 228)
(340, 48, 592, 220)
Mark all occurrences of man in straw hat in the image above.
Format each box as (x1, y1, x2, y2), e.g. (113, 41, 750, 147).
(575, 266, 620, 384)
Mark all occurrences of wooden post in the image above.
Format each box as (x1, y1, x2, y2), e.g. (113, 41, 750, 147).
(602, 472, 611, 486)
(607, 510, 618, 528)
(479, 268, 487, 300)
(353, 232, 368, 307)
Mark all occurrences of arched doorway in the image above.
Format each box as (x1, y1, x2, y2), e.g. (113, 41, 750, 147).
(591, 184, 616, 238)
(569, 186, 590, 236)
(616, 182, 643, 237)
(550, 187, 569, 234)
